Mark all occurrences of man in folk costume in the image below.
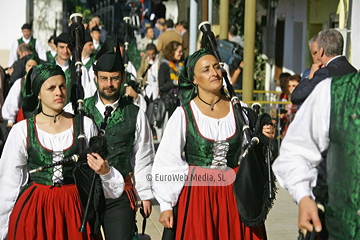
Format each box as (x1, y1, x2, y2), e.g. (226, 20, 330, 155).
(83, 42, 155, 240)
(8, 23, 46, 67)
(273, 72, 360, 239)
(46, 36, 57, 63)
(91, 26, 103, 56)
(82, 32, 96, 71)
(52, 33, 97, 101)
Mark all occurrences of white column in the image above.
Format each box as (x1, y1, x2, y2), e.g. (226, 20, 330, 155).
(33, 0, 63, 51)
(189, 0, 198, 55)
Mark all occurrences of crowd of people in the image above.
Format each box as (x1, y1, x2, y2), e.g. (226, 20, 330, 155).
(0, 9, 358, 240)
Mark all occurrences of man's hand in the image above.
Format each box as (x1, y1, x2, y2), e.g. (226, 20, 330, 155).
(125, 86, 138, 100)
(309, 62, 323, 79)
(87, 153, 110, 175)
(262, 119, 276, 139)
(141, 200, 152, 218)
(6, 122, 14, 132)
(7, 67, 14, 76)
(159, 210, 174, 228)
(298, 196, 322, 235)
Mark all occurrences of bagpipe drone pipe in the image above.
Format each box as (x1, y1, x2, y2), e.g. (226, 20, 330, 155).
(198, 21, 276, 227)
(66, 13, 108, 235)
(122, 17, 142, 97)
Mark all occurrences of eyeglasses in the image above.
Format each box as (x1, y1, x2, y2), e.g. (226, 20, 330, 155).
(98, 75, 121, 84)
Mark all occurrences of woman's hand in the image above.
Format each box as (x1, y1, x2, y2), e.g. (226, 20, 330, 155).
(159, 210, 174, 228)
(87, 152, 110, 175)
(262, 119, 276, 139)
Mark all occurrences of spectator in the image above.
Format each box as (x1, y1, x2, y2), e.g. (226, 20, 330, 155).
(137, 27, 158, 55)
(228, 24, 244, 48)
(158, 41, 183, 118)
(280, 74, 301, 138)
(291, 29, 357, 105)
(156, 19, 183, 52)
(154, 18, 165, 39)
(175, 21, 189, 56)
(301, 35, 318, 80)
(278, 72, 291, 101)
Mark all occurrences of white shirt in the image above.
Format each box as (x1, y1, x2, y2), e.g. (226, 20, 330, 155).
(93, 40, 101, 50)
(229, 35, 244, 48)
(94, 95, 155, 200)
(145, 55, 160, 100)
(0, 116, 125, 238)
(2, 78, 22, 124)
(82, 55, 91, 66)
(137, 37, 158, 51)
(151, 100, 237, 212)
(8, 36, 47, 67)
(273, 79, 331, 204)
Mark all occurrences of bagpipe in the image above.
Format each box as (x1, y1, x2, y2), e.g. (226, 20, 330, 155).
(198, 21, 276, 227)
(31, 13, 110, 236)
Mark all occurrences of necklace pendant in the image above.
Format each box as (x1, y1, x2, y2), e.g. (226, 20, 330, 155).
(210, 105, 214, 111)
(54, 117, 56, 123)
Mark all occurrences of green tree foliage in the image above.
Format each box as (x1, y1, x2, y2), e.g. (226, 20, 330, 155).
(65, 0, 93, 23)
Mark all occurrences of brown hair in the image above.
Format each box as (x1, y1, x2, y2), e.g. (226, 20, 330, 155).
(288, 74, 301, 83)
(162, 41, 182, 62)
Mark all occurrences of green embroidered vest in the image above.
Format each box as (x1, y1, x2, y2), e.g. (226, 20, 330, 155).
(327, 72, 360, 239)
(84, 94, 139, 177)
(27, 115, 80, 185)
(84, 54, 96, 71)
(93, 42, 102, 56)
(17, 37, 37, 58)
(46, 51, 56, 63)
(182, 103, 243, 168)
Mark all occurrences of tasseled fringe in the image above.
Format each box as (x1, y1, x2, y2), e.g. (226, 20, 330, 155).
(124, 175, 136, 210)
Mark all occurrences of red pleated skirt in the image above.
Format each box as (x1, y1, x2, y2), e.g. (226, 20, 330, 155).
(7, 183, 101, 240)
(175, 166, 267, 240)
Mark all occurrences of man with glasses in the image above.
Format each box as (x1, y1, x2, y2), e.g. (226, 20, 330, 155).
(83, 46, 155, 239)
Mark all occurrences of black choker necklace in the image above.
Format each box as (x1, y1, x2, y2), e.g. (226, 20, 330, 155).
(42, 110, 64, 123)
(198, 94, 221, 111)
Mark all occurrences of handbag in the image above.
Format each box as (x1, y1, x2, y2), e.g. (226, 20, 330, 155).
(160, 92, 179, 117)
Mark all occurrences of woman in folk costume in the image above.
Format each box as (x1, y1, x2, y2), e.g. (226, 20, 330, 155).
(2, 54, 39, 127)
(0, 63, 124, 240)
(151, 48, 275, 240)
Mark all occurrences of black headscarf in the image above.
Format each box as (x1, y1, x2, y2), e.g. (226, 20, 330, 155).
(178, 48, 217, 105)
(22, 63, 65, 113)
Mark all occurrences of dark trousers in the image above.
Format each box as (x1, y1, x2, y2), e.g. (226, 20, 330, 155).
(103, 194, 136, 240)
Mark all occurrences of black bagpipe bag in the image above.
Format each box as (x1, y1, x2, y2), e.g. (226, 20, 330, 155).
(233, 109, 277, 227)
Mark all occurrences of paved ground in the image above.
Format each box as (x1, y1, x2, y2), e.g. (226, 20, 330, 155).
(135, 183, 299, 240)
